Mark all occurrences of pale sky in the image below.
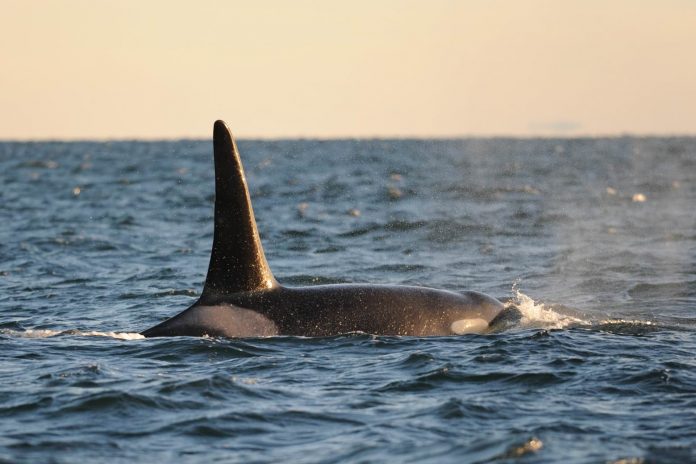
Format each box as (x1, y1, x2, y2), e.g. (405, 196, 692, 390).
(1, 0, 695, 139)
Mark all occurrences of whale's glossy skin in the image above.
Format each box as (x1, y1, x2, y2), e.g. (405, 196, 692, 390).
(141, 121, 504, 338)
(142, 285, 504, 337)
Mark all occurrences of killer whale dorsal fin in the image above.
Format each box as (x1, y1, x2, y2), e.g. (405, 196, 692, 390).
(201, 120, 277, 299)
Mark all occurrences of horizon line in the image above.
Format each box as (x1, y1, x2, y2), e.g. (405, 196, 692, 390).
(2, 131, 696, 143)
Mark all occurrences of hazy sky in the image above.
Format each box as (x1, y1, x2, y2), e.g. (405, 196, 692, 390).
(1, 0, 695, 139)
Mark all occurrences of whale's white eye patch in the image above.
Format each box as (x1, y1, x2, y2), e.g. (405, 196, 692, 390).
(451, 318, 488, 335)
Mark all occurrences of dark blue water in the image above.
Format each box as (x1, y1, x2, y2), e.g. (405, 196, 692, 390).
(1, 137, 695, 463)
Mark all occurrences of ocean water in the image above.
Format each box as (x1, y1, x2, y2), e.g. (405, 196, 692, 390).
(1, 137, 695, 463)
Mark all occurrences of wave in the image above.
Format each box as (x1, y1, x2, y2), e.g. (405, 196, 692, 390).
(507, 284, 583, 330)
(1, 328, 144, 340)
(502, 283, 671, 335)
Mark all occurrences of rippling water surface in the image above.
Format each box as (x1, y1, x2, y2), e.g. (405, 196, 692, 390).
(1, 137, 695, 463)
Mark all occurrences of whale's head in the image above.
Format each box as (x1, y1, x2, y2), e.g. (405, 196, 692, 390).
(450, 291, 505, 334)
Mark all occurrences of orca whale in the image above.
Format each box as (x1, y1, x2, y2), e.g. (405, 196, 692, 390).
(141, 121, 504, 338)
